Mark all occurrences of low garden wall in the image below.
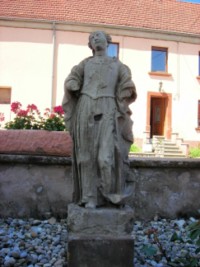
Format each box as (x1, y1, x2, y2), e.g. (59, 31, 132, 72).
(0, 153, 199, 220)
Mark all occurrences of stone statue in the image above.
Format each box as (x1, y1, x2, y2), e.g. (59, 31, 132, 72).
(62, 31, 137, 208)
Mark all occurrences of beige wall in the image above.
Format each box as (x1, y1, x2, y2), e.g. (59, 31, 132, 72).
(0, 24, 200, 143)
(0, 27, 53, 112)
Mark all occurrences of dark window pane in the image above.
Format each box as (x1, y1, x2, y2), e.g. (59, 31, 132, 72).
(151, 49, 167, 72)
(107, 43, 119, 58)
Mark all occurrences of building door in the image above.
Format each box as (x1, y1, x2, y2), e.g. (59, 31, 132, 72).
(146, 92, 172, 139)
(150, 97, 166, 137)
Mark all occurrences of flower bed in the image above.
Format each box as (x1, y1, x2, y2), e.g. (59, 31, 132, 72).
(0, 102, 72, 156)
(5, 101, 66, 131)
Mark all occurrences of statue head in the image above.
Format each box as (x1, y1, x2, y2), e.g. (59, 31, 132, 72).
(88, 31, 112, 54)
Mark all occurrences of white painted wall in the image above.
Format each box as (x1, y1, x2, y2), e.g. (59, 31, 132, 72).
(0, 26, 53, 118)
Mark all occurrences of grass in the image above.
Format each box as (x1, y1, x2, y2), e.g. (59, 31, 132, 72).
(130, 144, 142, 153)
(189, 147, 200, 158)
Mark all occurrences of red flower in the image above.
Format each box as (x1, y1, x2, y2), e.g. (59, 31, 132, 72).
(50, 113, 56, 119)
(11, 102, 22, 114)
(17, 109, 28, 117)
(27, 104, 39, 113)
(53, 105, 64, 115)
(43, 108, 51, 117)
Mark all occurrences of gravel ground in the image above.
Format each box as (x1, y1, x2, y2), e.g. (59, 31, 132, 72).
(133, 217, 200, 267)
(0, 217, 199, 267)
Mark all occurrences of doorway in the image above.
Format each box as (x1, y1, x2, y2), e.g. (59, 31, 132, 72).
(146, 92, 172, 139)
(150, 97, 166, 137)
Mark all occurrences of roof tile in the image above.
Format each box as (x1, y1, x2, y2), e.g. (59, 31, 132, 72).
(0, 0, 200, 35)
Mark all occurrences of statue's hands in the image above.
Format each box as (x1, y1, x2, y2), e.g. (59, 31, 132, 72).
(68, 81, 80, 92)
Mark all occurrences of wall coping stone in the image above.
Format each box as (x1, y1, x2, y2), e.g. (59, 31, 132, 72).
(130, 157, 200, 168)
(0, 154, 72, 165)
(0, 153, 199, 168)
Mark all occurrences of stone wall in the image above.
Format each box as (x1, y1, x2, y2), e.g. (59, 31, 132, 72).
(129, 158, 200, 220)
(0, 154, 199, 220)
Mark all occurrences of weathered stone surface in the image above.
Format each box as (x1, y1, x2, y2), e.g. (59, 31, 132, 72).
(0, 162, 73, 218)
(67, 203, 134, 236)
(68, 235, 134, 267)
(0, 154, 200, 219)
(0, 130, 72, 156)
(62, 31, 137, 208)
(130, 162, 200, 219)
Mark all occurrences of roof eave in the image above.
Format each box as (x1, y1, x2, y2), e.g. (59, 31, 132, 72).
(0, 17, 200, 44)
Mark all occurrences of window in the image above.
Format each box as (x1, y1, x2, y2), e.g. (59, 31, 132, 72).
(151, 47, 168, 72)
(0, 87, 11, 104)
(107, 43, 119, 58)
(198, 100, 200, 127)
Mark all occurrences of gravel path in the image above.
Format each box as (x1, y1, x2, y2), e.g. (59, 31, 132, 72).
(134, 217, 200, 267)
(0, 217, 199, 267)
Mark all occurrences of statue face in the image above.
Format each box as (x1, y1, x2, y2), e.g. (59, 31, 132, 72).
(89, 31, 108, 52)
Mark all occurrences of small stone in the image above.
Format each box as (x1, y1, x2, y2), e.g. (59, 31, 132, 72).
(0, 229, 5, 235)
(174, 219, 186, 229)
(25, 232, 31, 239)
(30, 231, 38, 238)
(4, 256, 16, 267)
(20, 251, 28, 258)
(54, 259, 64, 266)
(36, 186, 43, 194)
(189, 217, 197, 222)
(39, 257, 49, 264)
(11, 248, 21, 259)
(31, 226, 42, 234)
(32, 220, 41, 226)
(53, 236, 60, 246)
(48, 217, 57, 224)
(30, 253, 38, 264)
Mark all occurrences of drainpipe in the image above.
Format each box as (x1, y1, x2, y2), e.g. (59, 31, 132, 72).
(172, 41, 181, 137)
(176, 41, 180, 101)
(51, 22, 56, 109)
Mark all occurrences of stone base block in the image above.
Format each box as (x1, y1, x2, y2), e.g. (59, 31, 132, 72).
(67, 203, 134, 236)
(68, 235, 134, 267)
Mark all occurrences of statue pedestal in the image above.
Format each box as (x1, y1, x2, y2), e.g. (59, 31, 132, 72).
(67, 203, 135, 267)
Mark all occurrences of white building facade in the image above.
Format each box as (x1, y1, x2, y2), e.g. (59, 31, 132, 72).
(0, 3, 200, 148)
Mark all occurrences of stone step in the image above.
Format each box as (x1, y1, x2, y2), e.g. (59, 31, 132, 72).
(163, 150, 183, 155)
(159, 149, 185, 157)
(129, 152, 155, 158)
(152, 135, 165, 140)
(162, 148, 180, 152)
(156, 144, 181, 149)
(152, 135, 186, 158)
(162, 142, 177, 146)
(163, 153, 186, 158)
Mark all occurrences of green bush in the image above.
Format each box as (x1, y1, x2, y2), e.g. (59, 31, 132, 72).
(189, 147, 200, 158)
(130, 144, 141, 153)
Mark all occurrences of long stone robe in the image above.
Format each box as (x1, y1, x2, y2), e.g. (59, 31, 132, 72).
(62, 56, 137, 206)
